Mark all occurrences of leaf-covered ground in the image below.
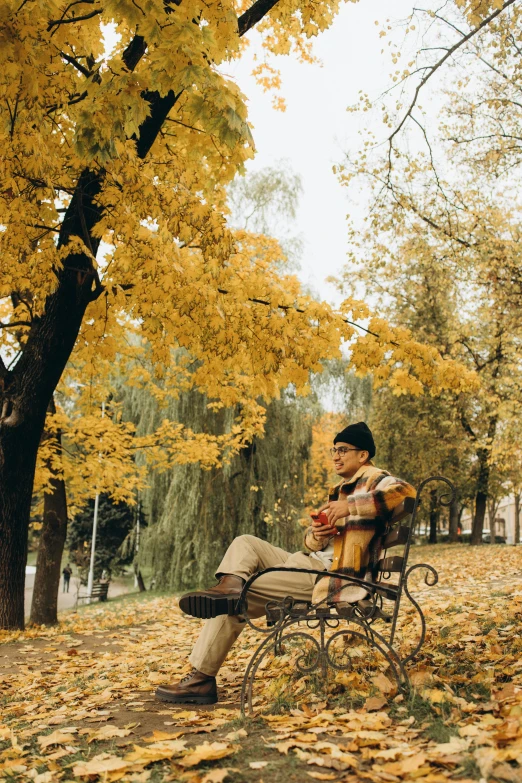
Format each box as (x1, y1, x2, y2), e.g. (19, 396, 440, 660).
(1, 545, 521, 783)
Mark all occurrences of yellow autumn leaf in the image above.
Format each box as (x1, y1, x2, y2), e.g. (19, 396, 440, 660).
(72, 753, 129, 776)
(179, 741, 237, 767)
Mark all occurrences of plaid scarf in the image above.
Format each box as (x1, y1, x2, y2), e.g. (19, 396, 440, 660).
(307, 465, 415, 605)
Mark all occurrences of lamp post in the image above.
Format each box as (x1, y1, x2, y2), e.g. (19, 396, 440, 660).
(86, 401, 105, 603)
(133, 495, 141, 588)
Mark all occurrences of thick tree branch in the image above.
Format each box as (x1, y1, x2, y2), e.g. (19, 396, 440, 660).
(0, 321, 32, 330)
(60, 51, 92, 78)
(122, 34, 146, 71)
(238, 0, 279, 36)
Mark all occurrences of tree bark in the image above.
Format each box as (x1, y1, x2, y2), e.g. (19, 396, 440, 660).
(487, 496, 501, 543)
(448, 497, 459, 542)
(0, 1, 281, 630)
(471, 446, 490, 545)
(0, 427, 40, 629)
(136, 569, 147, 592)
(429, 489, 438, 544)
(515, 492, 520, 545)
(29, 398, 68, 626)
(472, 490, 487, 545)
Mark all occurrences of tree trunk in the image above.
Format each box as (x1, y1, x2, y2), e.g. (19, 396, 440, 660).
(448, 497, 459, 543)
(30, 398, 68, 626)
(136, 570, 147, 592)
(429, 489, 438, 544)
(487, 496, 500, 544)
(0, 420, 42, 629)
(472, 490, 487, 545)
(0, 6, 280, 630)
(471, 445, 490, 545)
(515, 492, 521, 545)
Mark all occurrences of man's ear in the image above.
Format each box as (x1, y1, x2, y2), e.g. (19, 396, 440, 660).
(359, 450, 370, 464)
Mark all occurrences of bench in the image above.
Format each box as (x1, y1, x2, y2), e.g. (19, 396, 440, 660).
(237, 475, 454, 715)
(76, 581, 109, 605)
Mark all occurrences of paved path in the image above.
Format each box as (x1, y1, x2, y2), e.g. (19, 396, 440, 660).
(24, 567, 132, 618)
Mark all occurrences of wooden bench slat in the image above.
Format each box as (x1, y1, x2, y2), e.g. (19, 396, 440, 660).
(390, 496, 415, 524)
(377, 555, 404, 573)
(382, 524, 410, 549)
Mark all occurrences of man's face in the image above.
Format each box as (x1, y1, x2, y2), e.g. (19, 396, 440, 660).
(331, 441, 369, 478)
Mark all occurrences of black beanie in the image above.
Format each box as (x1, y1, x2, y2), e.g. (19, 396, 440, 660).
(333, 421, 376, 458)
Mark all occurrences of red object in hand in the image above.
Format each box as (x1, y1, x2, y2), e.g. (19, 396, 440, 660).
(311, 511, 330, 525)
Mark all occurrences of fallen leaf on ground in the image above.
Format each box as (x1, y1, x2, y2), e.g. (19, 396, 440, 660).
(124, 740, 187, 765)
(225, 728, 247, 741)
(179, 742, 237, 768)
(400, 751, 427, 773)
(492, 762, 521, 782)
(87, 725, 132, 742)
(73, 753, 129, 776)
(364, 696, 388, 712)
(249, 761, 268, 769)
(38, 730, 77, 749)
(410, 667, 434, 687)
(372, 672, 396, 695)
(143, 730, 184, 742)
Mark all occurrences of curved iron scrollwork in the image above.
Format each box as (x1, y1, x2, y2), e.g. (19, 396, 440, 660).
(240, 612, 409, 716)
(401, 563, 439, 665)
(239, 474, 456, 717)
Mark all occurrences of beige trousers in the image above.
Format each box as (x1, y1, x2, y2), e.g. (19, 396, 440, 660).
(188, 534, 326, 676)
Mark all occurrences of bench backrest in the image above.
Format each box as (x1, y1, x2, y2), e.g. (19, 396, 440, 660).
(376, 496, 416, 577)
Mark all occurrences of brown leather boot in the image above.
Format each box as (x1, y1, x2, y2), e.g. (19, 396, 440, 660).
(155, 669, 217, 704)
(179, 575, 245, 619)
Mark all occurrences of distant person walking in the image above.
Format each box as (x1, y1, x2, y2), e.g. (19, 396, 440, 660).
(62, 564, 72, 593)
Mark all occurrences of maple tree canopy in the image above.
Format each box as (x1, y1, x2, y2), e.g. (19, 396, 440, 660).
(0, 0, 477, 432)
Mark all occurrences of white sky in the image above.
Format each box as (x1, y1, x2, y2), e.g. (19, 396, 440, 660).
(228, 0, 420, 304)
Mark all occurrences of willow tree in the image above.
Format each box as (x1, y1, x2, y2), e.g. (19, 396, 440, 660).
(121, 382, 316, 590)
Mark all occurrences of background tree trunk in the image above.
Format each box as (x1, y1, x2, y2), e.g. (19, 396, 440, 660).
(136, 570, 147, 592)
(30, 398, 68, 626)
(448, 497, 460, 542)
(471, 446, 490, 544)
(429, 489, 438, 544)
(515, 492, 521, 545)
(487, 496, 500, 544)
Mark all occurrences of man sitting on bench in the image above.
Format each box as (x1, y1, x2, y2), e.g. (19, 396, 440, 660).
(155, 421, 415, 705)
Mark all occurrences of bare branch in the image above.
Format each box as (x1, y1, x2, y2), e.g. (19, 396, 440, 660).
(48, 7, 102, 32)
(215, 287, 399, 345)
(389, 0, 518, 148)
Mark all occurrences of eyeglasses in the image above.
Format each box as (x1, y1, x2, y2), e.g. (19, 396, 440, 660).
(330, 447, 361, 457)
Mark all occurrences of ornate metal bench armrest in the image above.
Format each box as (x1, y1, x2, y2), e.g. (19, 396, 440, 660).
(236, 565, 399, 617)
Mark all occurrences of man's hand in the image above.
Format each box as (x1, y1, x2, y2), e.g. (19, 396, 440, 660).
(319, 499, 351, 526)
(311, 517, 338, 539)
